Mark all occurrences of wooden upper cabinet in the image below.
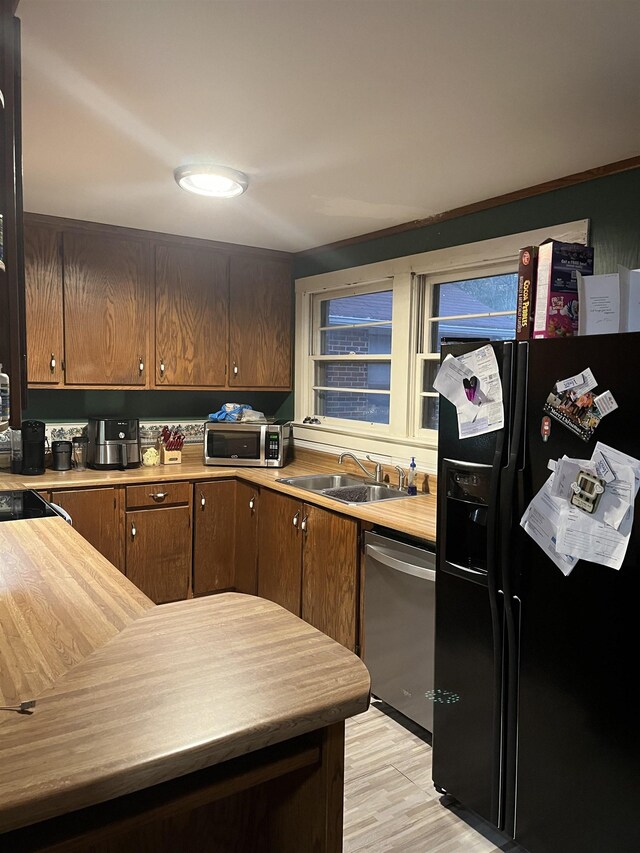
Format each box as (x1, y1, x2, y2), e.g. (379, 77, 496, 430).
(63, 231, 149, 385)
(24, 221, 64, 385)
(229, 255, 292, 388)
(154, 244, 228, 387)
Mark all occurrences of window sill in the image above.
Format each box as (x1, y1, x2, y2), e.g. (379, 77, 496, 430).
(291, 421, 438, 471)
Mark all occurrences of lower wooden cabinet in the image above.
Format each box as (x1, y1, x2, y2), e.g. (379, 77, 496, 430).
(125, 483, 192, 604)
(48, 479, 360, 649)
(234, 481, 259, 595)
(193, 480, 237, 595)
(258, 490, 303, 616)
(193, 480, 259, 596)
(50, 487, 123, 570)
(258, 489, 359, 651)
(301, 504, 359, 652)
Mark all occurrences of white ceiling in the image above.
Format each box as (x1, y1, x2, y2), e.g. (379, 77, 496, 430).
(18, 0, 640, 253)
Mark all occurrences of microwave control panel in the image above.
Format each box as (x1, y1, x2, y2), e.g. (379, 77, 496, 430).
(266, 432, 281, 460)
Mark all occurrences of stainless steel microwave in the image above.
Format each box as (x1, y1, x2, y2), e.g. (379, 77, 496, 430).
(204, 420, 291, 467)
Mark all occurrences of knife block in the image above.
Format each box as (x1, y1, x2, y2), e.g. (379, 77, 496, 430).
(160, 446, 182, 465)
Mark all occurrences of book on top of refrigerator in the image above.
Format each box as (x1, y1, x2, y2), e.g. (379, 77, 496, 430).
(515, 246, 538, 340)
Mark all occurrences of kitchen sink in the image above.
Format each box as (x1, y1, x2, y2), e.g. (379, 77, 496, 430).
(276, 473, 364, 491)
(322, 484, 409, 504)
(275, 474, 412, 504)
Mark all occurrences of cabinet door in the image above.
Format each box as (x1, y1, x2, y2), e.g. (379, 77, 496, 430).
(126, 506, 191, 603)
(235, 481, 259, 595)
(24, 221, 64, 385)
(63, 231, 148, 385)
(257, 489, 302, 615)
(155, 244, 228, 386)
(302, 504, 359, 651)
(193, 480, 237, 595)
(228, 256, 292, 388)
(52, 488, 123, 570)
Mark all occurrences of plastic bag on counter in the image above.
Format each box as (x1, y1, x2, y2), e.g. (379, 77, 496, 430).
(209, 403, 252, 422)
(239, 409, 266, 422)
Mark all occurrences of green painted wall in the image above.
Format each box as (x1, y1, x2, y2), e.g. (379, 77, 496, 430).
(27, 168, 640, 423)
(24, 389, 294, 423)
(294, 168, 640, 278)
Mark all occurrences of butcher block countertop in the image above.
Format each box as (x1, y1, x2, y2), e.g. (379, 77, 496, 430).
(0, 518, 371, 837)
(0, 448, 437, 542)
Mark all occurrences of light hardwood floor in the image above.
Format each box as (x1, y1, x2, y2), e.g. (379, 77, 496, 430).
(344, 701, 526, 853)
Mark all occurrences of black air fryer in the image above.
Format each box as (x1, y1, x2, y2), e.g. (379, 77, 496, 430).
(21, 420, 46, 475)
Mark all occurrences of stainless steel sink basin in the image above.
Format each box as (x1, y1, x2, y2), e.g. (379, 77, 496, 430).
(276, 473, 364, 491)
(322, 484, 409, 504)
(275, 473, 412, 504)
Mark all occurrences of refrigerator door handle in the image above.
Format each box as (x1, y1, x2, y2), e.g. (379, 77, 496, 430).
(487, 341, 512, 828)
(442, 561, 488, 584)
(499, 342, 528, 836)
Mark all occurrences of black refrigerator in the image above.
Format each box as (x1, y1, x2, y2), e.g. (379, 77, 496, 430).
(433, 333, 640, 853)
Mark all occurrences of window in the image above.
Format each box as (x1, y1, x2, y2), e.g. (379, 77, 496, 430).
(416, 271, 518, 433)
(295, 219, 588, 463)
(311, 282, 393, 426)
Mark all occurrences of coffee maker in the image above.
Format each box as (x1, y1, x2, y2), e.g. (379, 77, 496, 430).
(21, 420, 46, 475)
(87, 417, 141, 470)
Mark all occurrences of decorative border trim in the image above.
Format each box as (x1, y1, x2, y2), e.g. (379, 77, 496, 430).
(0, 420, 206, 462)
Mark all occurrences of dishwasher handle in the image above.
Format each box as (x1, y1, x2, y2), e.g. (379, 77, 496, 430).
(366, 543, 436, 582)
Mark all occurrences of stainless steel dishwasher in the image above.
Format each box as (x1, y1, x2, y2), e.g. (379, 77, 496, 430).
(364, 530, 436, 732)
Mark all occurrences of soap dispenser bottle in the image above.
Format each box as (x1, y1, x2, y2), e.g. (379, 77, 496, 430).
(407, 457, 417, 495)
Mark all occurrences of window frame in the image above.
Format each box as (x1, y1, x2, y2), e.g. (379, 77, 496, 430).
(295, 219, 589, 468)
(310, 278, 394, 431)
(414, 258, 519, 443)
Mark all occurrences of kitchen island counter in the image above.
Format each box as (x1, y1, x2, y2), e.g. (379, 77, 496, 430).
(0, 517, 370, 851)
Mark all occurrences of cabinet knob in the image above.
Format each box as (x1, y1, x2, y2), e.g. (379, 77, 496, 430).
(138, 357, 144, 374)
(292, 510, 300, 528)
(49, 353, 56, 373)
(233, 362, 238, 376)
(159, 359, 165, 377)
(301, 515, 308, 533)
(249, 494, 256, 511)
(149, 492, 168, 501)
(131, 523, 137, 539)
(200, 492, 206, 509)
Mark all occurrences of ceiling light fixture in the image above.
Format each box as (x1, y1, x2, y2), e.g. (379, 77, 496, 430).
(174, 164, 249, 198)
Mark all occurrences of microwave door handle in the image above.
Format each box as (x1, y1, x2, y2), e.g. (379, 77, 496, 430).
(260, 427, 267, 464)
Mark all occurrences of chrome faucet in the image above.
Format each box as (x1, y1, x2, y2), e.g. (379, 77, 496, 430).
(338, 451, 384, 483)
(394, 465, 406, 491)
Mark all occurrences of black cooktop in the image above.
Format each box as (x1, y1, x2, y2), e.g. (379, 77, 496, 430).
(0, 490, 59, 522)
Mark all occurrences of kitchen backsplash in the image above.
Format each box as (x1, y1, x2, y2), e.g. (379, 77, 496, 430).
(0, 420, 206, 468)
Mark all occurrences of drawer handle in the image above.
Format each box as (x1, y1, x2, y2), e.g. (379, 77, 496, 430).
(149, 492, 168, 501)
(301, 514, 308, 533)
(249, 494, 256, 511)
(131, 523, 136, 539)
(50, 353, 56, 373)
(292, 510, 300, 528)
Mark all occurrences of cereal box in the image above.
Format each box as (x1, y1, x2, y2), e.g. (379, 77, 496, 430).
(532, 240, 594, 338)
